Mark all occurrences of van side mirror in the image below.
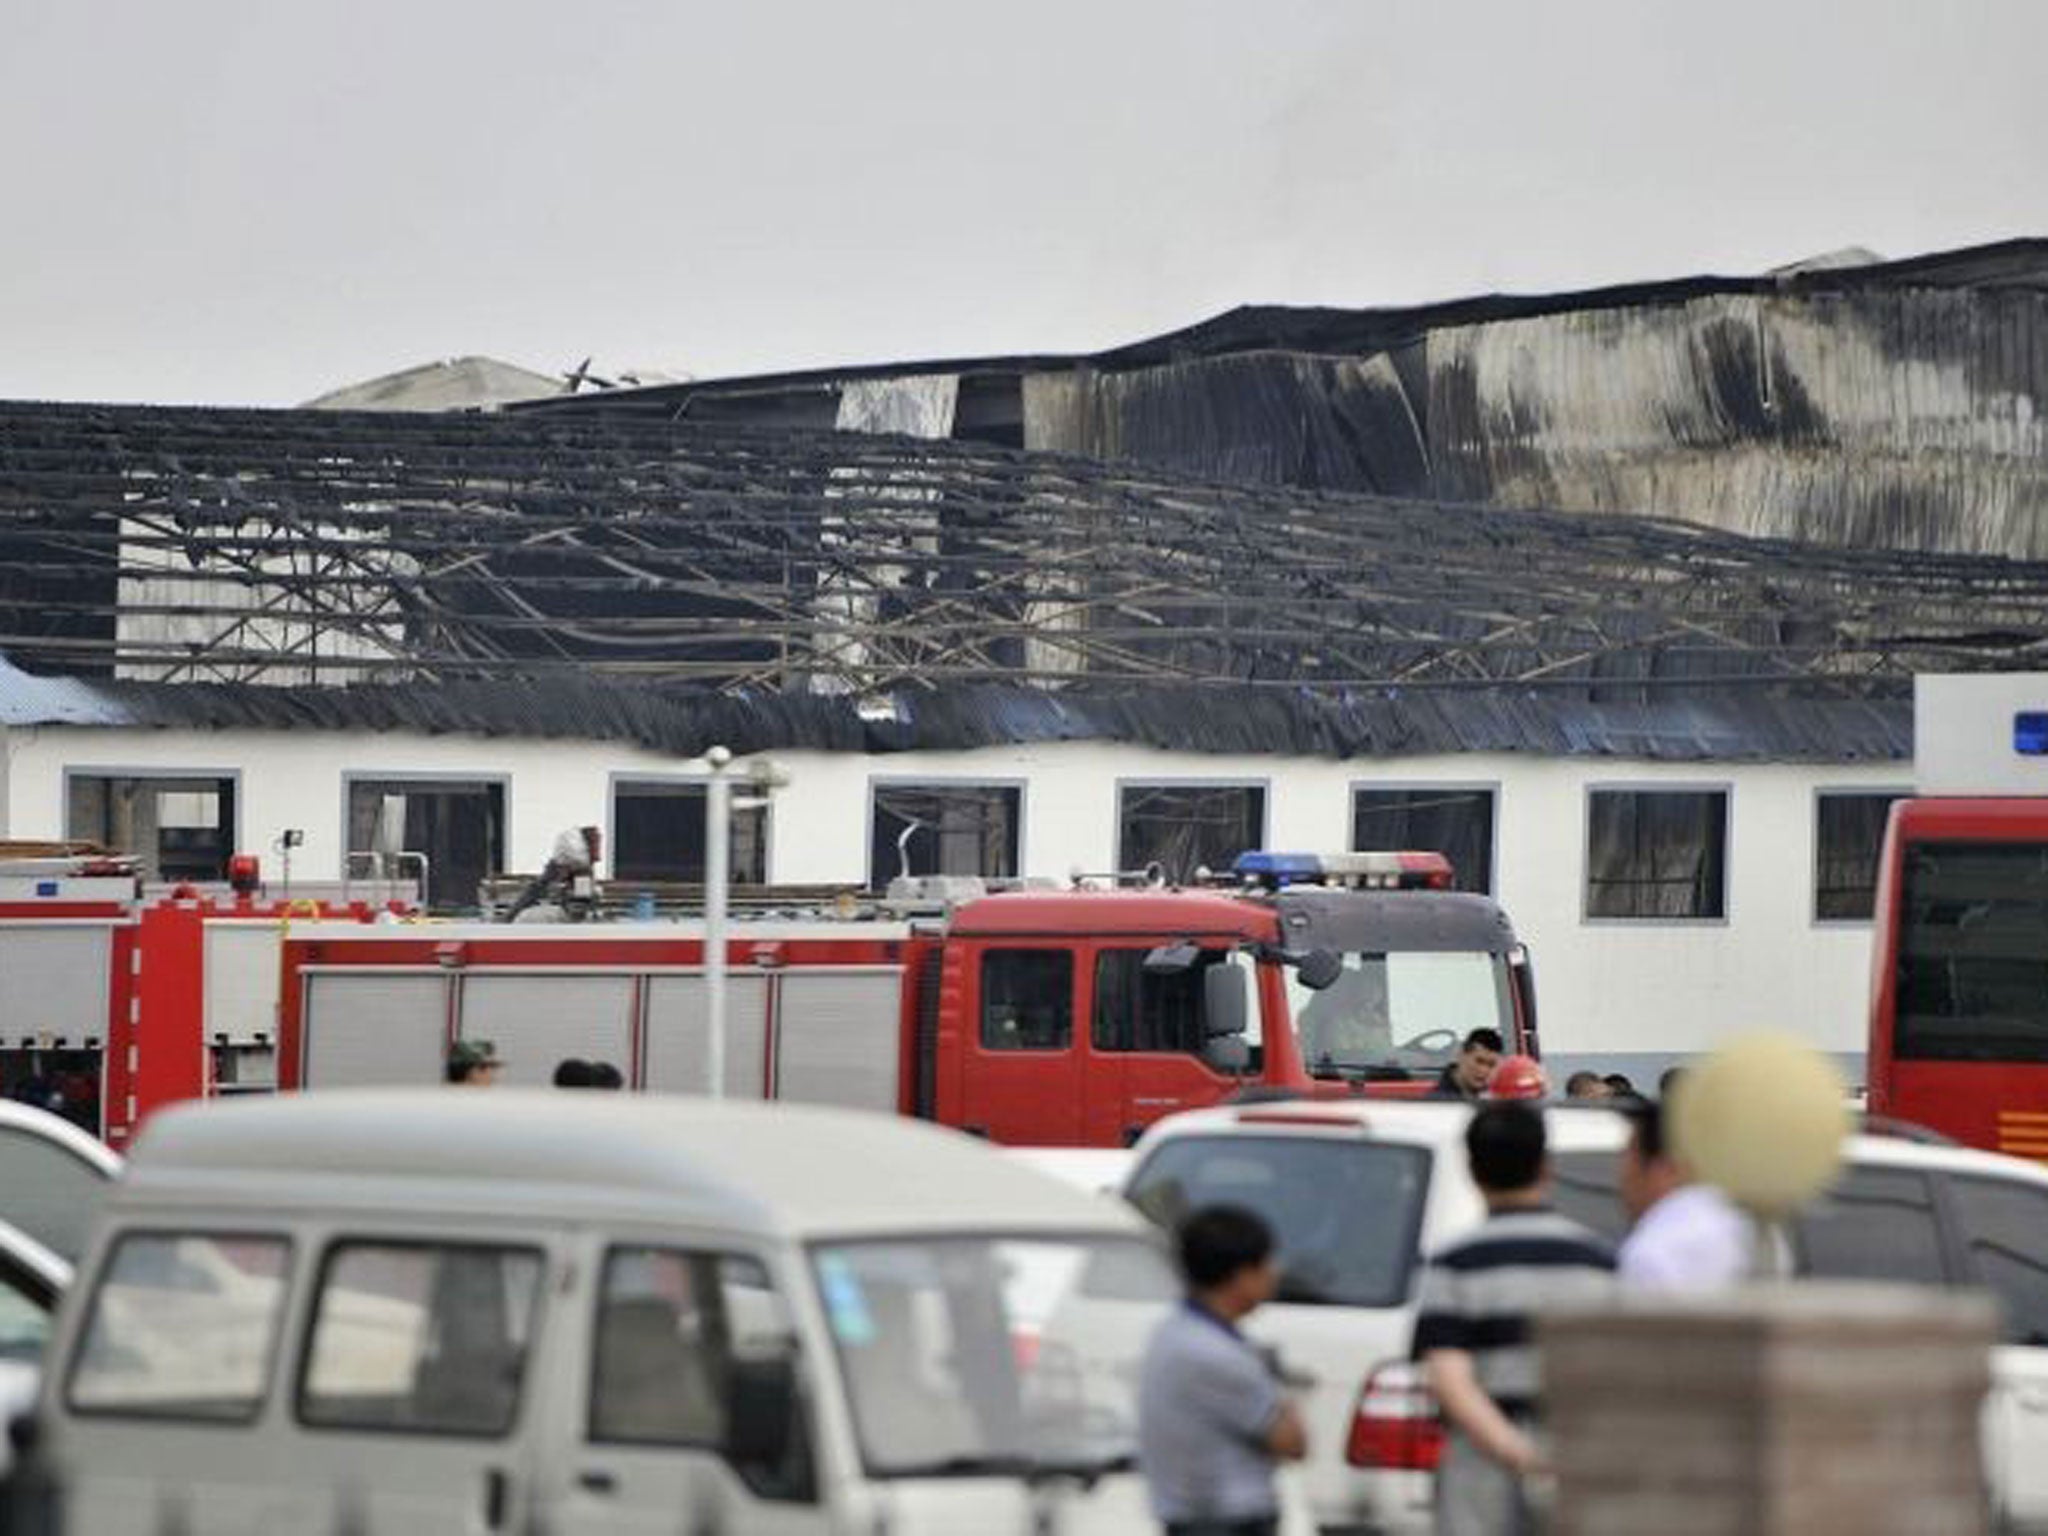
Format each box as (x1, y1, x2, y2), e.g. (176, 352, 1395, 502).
(1294, 949, 1343, 991)
(1203, 961, 1250, 1039)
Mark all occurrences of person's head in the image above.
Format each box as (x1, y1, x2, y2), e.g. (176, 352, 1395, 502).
(1565, 1070, 1612, 1101)
(1452, 1028, 1505, 1094)
(1466, 1100, 1549, 1204)
(552, 1057, 594, 1088)
(1619, 1097, 1688, 1222)
(1603, 1073, 1635, 1095)
(446, 1038, 502, 1086)
(589, 1060, 624, 1090)
(1176, 1204, 1280, 1320)
(1658, 1065, 1688, 1102)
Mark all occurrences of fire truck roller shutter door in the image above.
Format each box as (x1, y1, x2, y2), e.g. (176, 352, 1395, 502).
(773, 967, 903, 1115)
(302, 972, 452, 1088)
(0, 925, 111, 1042)
(643, 973, 770, 1097)
(202, 924, 280, 1043)
(455, 975, 634, 1089)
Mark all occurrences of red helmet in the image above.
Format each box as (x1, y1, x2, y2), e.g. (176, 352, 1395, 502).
(1486, 1054, 1549, 1101)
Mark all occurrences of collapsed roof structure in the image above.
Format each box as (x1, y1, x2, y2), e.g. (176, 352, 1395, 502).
(517, 238, 2048, 561)
(0, 397, 2044, 760)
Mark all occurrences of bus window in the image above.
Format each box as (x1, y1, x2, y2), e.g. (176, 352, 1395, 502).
(1895, 842, 2048, 1063)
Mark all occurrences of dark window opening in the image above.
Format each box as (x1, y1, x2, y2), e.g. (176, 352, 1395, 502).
(1815, 793, 1905, 921)
(1353, 787, 1495, 895)
(1117, 784, 1265, 884)
(1094, 949, 1223, 1054)
(870, 785, 1020, 886)
(1895, 841, 2048, 1063)
(1586, 790, 1728, 920)
(66, 774, 235, 884)
(612, 781, 769, 884)
(980, 950, 1072, 1052)
(347, 779, 505, 912)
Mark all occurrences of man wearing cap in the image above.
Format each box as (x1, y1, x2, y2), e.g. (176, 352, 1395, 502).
(446, 1039, 503, 1086)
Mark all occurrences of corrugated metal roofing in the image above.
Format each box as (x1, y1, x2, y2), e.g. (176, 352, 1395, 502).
(0, 658, 1910, 763)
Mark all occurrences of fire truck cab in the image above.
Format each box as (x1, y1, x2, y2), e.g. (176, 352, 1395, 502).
(276, 852, 1536, 1147)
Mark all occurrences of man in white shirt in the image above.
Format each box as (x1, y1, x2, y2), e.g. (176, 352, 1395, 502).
(1617, 1098, 1751, 1290)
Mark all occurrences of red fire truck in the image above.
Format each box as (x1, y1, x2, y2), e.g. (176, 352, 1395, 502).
(275, 851, 1538, 1145)
(0, 845, 413, 1148)
(1867, 675, 2048, 1155)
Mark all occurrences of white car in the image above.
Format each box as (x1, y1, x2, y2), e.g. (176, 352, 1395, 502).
(1125, 1098, 2048, 1536)
(0, 1100, 122, 1265)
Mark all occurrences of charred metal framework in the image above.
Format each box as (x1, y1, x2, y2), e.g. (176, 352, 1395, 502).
(3, 401, 2048, 703)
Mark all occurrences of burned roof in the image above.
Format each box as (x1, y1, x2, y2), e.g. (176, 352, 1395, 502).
(0, 397, 2036, 760)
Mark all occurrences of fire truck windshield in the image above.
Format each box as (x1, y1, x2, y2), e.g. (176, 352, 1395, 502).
(1283, 950, 1515, 1078)
(1896, 840, 2048, 1063)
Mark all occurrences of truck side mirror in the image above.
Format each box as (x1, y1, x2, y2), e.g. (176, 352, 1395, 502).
(1294, 949, 1343, 991)
(1203, 961, 1250, 1038)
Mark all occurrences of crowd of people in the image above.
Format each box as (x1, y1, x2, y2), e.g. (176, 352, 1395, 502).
(1138, 1064, 1746, 1536)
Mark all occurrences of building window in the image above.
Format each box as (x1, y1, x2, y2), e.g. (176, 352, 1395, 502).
(612, 781, 769, 885)
(347, 778, 505, 912)
(1585, 789, 1728, 921)
(869, 784, 1020, 886)
(1352, 787, 1495, 895)
(1814, 792, 1905, 921)
(980, 950, 1072, 1051)
(66, 773, 236, 883)
(1117, 784, 1266, 883)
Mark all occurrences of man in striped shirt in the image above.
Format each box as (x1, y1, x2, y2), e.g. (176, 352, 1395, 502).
(1411, 1102, 1616, 1536)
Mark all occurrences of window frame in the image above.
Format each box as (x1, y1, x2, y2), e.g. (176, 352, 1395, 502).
(64, 1227, 295, 1426)
(865, 777, 1026, 889)
(340, 771, 511, 911)
(607, 772, 773, 885)
(1348, 779, 1500, 896)
(1111, 777, 1270, 883)
(292, 1235, 547, 1442)
(1581, 782, 1733, 926)
(1811, 786, 1911, 927)
(62, 766, 243, 884)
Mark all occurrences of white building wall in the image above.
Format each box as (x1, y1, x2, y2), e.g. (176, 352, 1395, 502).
(0, 725, 1905, 1063)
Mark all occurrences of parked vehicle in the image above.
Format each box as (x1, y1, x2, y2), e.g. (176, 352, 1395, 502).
(27, 1089, 1316, 1535)
(272, 852, 1536, 1147)
(1866, 673, 2048, 1155)
(1125, 1098, 2048, 1535)
(0, 1101, 122, 1264)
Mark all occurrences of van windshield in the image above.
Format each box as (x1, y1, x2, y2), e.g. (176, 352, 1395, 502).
(1127, 1136, 1430, 1307)
(809, 1234, 1175, 1479)
(1286, 951, 1513, 1078)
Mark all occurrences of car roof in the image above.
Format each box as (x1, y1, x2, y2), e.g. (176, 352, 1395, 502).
(0, 1102, 121, 1180)
(119, 1090, 1152, 1243)
(1135, 1097, 1631, 1152)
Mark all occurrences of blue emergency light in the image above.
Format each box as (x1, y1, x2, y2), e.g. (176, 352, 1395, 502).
(2017, 712, 2048, 756)
(1232, 851, 1324, 886)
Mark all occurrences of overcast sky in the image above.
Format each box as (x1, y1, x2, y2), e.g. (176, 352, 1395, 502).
(5, 0, 2045, 406)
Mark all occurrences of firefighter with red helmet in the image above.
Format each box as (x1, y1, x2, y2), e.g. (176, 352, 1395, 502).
(1485, 1054, 1549, 1101)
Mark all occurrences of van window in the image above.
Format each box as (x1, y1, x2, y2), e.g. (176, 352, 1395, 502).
(68, 1233, 290, 1422)
(1127, 1136, 1430, 1307)
(980, 951, 1072, 1051)
(298, 1242, 543, 1438)
(1793, 1166, 1949, 1284)
(1949, 1175, 2048, 1345)
(590, 1248, 814, 1502)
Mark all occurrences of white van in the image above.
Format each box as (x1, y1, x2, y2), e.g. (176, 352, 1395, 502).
(29, 1090, 1308, 1536)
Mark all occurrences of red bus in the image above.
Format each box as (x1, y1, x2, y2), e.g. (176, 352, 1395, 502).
(1867, 797, 2048, 1156)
